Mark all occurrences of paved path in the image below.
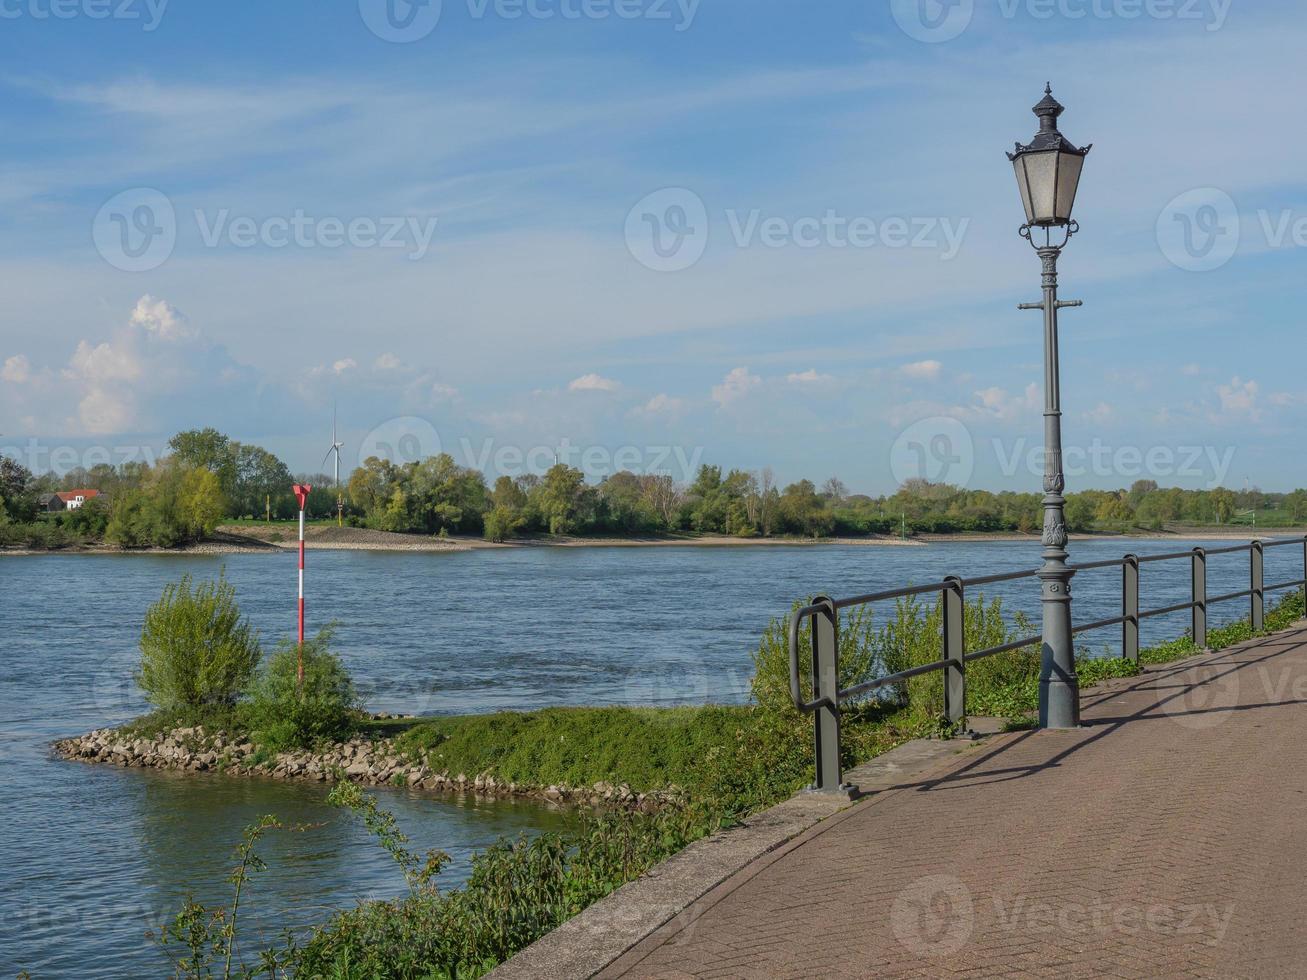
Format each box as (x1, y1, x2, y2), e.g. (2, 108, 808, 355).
(603, 625, 1307, 979)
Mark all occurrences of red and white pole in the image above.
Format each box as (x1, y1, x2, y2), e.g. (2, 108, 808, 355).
(292, 483, 312, 684)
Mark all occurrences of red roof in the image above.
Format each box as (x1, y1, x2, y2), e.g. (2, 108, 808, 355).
(56, 489, 100, 502)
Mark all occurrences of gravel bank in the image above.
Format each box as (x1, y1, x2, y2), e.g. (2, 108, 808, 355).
(53, 723, 678, 812)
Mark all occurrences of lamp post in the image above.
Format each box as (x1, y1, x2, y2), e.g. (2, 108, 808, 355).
(1007, 84, 1091, 729)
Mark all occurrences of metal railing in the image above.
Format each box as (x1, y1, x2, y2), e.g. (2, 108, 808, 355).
(787, 536, 1307, 792)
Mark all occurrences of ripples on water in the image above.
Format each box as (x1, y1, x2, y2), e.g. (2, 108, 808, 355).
(1, 538, 1297, 976)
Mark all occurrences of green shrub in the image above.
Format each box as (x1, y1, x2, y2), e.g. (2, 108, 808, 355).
(483, 505, 524, 543)
(62, 497, 110, 537)
(0, 520, 74, 549)
(284, 791, 713, 979)
(245, 626, 360, 751)
(137, 573, 261, 710)
(105, 464, 224, 548)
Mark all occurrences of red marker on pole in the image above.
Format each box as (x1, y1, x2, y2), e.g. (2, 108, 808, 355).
(292, 483, 312, 685)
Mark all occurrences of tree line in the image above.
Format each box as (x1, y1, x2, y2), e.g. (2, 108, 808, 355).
(0, 428, 314, 548)
(284, 448, 1307, 539)
(2, 426, 1305, 548)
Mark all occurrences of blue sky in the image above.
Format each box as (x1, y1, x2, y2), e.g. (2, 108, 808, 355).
(0, 0, 1303, 494)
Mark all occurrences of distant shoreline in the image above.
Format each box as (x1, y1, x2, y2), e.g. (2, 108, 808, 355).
(1, 524, 1300, 557)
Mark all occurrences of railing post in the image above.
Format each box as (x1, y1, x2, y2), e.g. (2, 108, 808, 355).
(1123, 554, 1139, 665)
(943, 577, 966, 727)
(1192, 548, 1207, 649)
(810, 596, 843, 793)
(1251, 541, 1264, 632)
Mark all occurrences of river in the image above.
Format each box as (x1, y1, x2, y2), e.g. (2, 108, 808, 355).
(1, 537, 1299, 976)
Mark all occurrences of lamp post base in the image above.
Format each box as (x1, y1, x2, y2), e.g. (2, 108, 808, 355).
(1038, 676, 1081, 730)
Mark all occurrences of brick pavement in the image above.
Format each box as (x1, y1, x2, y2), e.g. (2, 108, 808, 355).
(603, 625, 1307, 979)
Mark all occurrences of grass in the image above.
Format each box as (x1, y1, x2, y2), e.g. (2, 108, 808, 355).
(395, 705, 752, 795)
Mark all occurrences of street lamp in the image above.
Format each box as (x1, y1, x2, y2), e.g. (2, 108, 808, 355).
(1007, 84, 1091, 729)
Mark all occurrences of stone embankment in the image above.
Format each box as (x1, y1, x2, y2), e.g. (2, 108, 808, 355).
(54, 724, 674, 811)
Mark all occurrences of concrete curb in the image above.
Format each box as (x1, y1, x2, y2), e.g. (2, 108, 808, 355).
(488, 735, 993, 980)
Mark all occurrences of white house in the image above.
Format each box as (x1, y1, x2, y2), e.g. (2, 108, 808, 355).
(57, 489, 101, 510)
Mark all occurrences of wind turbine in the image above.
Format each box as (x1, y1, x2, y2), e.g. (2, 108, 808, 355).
(322, 405, 345, 527)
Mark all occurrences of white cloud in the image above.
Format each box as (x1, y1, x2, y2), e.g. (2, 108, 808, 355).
(1081, 402, 1114, 425)
(374, 352, 401, 370)
(65, 340, 143, 383)
(77, 387, 135, 434)
(898, 359, 942, 381)
(1181, 363, 1202, 377)
(712, 366, 761, 407)
(1215, 376, 1260, 420)
(568, 373, 620, 392)
(963, 383, 1040, 422)
(332, 358, 357, 375)
(786, 368, 834, 385)
(430, 382, 459, 402)
(0, 295, 279, 436)
(631, 393, 685, 417)
(2, 355, 31, 384)
(129, 295, 195, 341)
(60, 340, 143, 434)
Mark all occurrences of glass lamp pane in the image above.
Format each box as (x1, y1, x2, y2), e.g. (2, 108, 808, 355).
(1013, 158, 1035, 224)
(1022, 151, 1058, 225)
(1054, 151, 1084, 223)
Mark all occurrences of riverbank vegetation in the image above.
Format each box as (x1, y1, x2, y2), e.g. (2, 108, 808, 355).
(5, 426, 1307, 551)
(76, 571, 1304, 977)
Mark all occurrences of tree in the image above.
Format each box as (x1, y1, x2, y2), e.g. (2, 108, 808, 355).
(639, 474, 682, 530)
(1211, 488, 1236, 524)
(820, 477, 848, 505)
(231, 444, 293, 519)
(491, 475, 527, 512)
(63, 497, 111, 537)
(598, 471, 659, 533)
(0, 456, 35, 522)
(1095, 494, 1133, 525)
(483, 505, 525, 543)
(536, 464, 586, 535)
(1127, 479, 1159, 507)
(348, 457, 400, 518)
(168, 428, 237, 496)
(1286, 490, 1307, 523)
(179, 467, 225, 538)
(1063, 493, 1098, 533)
(778, 480, 833, 538)
(105, 462, 226, 548)
(137, 573, 262, 710)
(244, 626, 359, 750)
(756, 467, 777, 536)
(685, 465, 755, 534)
